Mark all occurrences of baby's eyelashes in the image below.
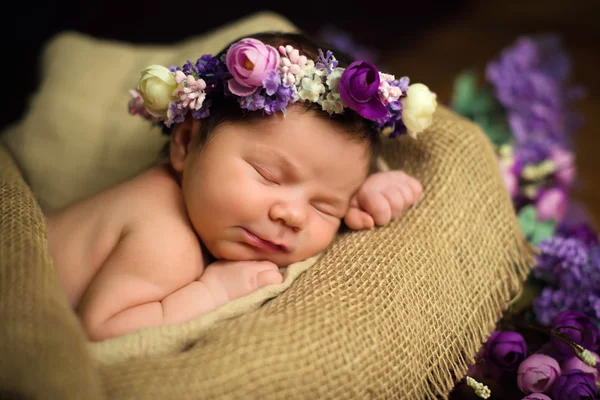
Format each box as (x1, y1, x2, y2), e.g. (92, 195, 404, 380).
(252, 164, 280, 185)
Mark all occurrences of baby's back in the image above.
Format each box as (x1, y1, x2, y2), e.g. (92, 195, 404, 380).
(46, 165, 202, 308)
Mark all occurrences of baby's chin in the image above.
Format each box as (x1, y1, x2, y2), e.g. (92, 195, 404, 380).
(208, 240, 317, 267)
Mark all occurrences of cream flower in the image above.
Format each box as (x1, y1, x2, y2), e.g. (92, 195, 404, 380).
(137, 65, 178, 118)
(295, 60, 323, 83)
(321, 92, 345, 115)
(298, 75, 325, 103)
(325, 67, 344, 94)
(401, 83, 438, 138)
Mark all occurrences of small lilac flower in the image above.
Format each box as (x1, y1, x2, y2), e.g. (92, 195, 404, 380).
(532, 287, 574, 326)
(262, 70, 281, 96)
(181, 60, 199, 76)
(166, 102, 187, 127)
(534, 236, 589, 290)
(239, 89, 266, 112)
(483, 330, 527, 371)
(315, 49, 338, 73)
(533, 288, 600, 327)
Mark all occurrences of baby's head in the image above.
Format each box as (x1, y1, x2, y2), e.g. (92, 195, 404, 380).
(129, 32, 437, 265)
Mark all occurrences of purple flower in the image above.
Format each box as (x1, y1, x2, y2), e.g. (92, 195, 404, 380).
(533, 288, 577, 326)
(517, 354, 561, 394)
(262, 70, 281, 96)
(533, 288, 600, 327)
(485, 34, 585, 148)
(483, 330, 527, 371)
(315, 49, 338, 73)
(561, 351, 600, 381)
(512, 135, 556, 167)
(238, 89, 266, 112)
(338, 61, 388, 120)
(551, 369, 597, 400)
(522, 394, 552, 400)
(558, 223, 600, 249)
(165, 102, 187, 127)
(534, 236, 589, 290)
(551, 310, 598, 358)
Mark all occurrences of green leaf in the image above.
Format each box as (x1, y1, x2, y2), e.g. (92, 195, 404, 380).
(476, 117, 513, 148)
(451, 70, 478, 117)
(517, 205, 537, 238)
(471, 89, 499, 116)
(531, 219, 556, 245)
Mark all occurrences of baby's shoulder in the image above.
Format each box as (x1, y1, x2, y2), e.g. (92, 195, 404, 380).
(122, 165, 190, 227)
(119, 166, 204, 277)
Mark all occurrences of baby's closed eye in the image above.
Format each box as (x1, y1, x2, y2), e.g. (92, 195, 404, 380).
(250, 163, 280, 185)
(311, 201, 343, 219)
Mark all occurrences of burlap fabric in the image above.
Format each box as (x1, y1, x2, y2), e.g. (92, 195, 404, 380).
(0, 103, 536, 399)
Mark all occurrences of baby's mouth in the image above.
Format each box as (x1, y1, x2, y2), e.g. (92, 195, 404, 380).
(241, 228, 290, 253)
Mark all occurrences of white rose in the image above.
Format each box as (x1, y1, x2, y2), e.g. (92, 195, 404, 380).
(401, 83, 438, 139)
(137, 65, 178, 118)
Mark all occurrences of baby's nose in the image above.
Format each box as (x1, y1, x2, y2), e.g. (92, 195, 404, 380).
(269, 202, 307, 231)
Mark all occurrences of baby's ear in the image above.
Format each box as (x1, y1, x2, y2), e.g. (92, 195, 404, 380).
(169, 118, 201, 172)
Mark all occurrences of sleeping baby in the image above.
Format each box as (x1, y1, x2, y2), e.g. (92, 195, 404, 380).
(45, 32, 437, 341)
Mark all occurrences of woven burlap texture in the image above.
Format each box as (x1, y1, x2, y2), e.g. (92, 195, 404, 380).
(0, 145, 104, 399)
(0, 105, 536, 399)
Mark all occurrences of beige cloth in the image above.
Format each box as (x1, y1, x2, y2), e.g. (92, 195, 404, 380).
(0, 11, 536, 399)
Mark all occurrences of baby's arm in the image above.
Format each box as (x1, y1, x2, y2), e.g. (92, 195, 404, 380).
(344, 170, 423, 230)
(77, 225, 281, 341)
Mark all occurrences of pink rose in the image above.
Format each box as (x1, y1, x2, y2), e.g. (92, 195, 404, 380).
(499, 161, 518, 198)
(550, 147, 576, 187)
(536, 188, 567, 223)
(561, 351, 600, 381)
(226, 38, 281, 96)
(517, 354, 561, 394)
(522, 394, 551, 400)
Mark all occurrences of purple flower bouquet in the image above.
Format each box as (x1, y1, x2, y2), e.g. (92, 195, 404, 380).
(450, 34, 600, 399)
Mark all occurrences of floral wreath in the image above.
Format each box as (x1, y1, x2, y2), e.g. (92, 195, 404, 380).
(129, 38, 437, 139)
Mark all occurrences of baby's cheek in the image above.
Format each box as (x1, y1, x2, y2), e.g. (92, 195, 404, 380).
(309, 218, 340, 253)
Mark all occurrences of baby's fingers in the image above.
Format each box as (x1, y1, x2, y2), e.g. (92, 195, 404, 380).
(357, 191, 393, 226)
(382, 186, 407, 220)
(404, 175, 423, 203)
(344, 207, 375, 230)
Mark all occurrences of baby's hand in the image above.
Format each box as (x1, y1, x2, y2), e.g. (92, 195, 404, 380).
(344, 171, 423, 230)
(201, 260, 283, 305)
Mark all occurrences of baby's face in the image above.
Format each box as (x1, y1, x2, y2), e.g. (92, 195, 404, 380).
(179, 107, 370, 266)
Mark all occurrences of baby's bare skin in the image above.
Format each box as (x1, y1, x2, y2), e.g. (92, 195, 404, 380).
(47, 107, 422, 342)
(47, 165, 282, 341)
